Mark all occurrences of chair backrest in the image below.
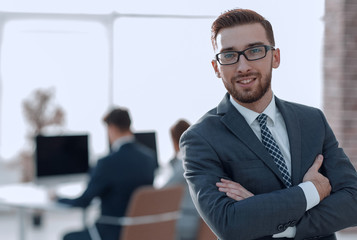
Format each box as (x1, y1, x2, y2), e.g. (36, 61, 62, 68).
(119, 184, 184, 240)
(197, 218, 217, 240)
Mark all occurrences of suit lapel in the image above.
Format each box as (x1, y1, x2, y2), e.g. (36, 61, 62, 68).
(275, 98, 302, 185)
(217, 94, 288, 185)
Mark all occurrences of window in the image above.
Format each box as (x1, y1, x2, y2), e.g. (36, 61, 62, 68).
(0, 19, 109, 160)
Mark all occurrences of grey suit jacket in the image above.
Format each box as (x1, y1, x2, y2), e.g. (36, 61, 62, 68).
(180, 93, 357, 240)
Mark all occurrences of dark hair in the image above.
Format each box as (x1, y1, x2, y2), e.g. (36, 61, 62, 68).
(170, 119, 190, 144)
(211, 9, 275, 49)
(103, 108, 131, 131)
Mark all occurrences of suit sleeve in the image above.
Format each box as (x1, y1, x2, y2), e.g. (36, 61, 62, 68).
(294, 110, 357, 239)
(57, 159, 109, 208)
(180, 129, 307, 240)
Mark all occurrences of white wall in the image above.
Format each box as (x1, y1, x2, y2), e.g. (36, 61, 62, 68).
(0, 0, 325, 166)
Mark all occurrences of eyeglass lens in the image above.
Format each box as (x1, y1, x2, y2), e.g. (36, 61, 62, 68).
(217, 46, 268, 65)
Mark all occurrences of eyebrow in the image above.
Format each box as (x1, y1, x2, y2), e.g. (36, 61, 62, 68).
(247, 41, 265, 47)
(219, 41, 266, 53)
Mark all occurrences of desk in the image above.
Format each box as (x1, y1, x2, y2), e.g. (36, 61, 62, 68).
(0, 182, 86, 240)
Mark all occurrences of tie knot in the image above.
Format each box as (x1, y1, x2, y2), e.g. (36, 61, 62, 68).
(257, 114, 268, 127)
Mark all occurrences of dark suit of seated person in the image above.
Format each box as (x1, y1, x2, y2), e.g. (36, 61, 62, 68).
(56, 108, 157, 240)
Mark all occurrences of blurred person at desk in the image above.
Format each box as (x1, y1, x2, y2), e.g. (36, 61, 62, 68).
(163, 119, 201, 240)
(54, 107, 157, 240)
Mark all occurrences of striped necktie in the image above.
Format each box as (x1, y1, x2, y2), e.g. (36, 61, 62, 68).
(257, 114, 292, 187)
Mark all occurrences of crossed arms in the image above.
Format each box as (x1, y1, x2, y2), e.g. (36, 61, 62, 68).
(217, 154, 329, 238)
(180, 115, 357, 240)
(217, 154, 330, 201)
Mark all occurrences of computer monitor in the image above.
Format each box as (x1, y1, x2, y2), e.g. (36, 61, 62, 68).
(35, 134, 90, 179)
(134, 131, 159, 168)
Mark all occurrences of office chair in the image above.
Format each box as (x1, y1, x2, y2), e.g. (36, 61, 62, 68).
(197, 218, 217, 240)
(94, 185, 184, 240)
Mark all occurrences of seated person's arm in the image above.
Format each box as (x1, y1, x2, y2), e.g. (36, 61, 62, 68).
(56, 160, 108, 208)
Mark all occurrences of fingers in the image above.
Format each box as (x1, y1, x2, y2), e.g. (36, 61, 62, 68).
(226, 192, 246, 201)
(303, 154, 331, 201)
(311, 154, 323, 172)
(219, 178, 243, 187)
(216, 178, 254, 201)
(48, 190, 58, 201)
(303, 154, 324, 182)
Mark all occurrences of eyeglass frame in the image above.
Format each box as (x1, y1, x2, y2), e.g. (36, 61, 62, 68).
(215, 45, 275, 66)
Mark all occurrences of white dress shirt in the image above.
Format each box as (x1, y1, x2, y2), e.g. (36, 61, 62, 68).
(229, 95, 320, 238)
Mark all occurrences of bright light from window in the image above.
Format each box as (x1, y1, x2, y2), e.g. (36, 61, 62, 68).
(0, 19, 109, 160)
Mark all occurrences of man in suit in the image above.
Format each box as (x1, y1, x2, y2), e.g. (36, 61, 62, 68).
(57, 108, 157, 240)
(180, 8, 357, 240)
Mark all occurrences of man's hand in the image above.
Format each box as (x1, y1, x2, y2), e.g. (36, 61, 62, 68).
(48, 189, 59, 202)
(216, 178, 254, 201)
(303, 154, 331, 201)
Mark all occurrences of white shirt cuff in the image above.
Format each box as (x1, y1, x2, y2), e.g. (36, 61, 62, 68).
(298, 181, 320, 211)
(273, 182, 319, 238)
(273, 226, 296, 238)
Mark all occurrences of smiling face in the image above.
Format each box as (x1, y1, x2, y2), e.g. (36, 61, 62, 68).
(212, 23, 280, 112)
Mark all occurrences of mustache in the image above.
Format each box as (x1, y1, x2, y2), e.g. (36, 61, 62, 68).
(233, 72, 261, 80)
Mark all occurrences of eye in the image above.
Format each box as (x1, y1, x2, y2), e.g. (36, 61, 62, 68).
(248, 47, 263, 54)
(222, 52, 237, 60)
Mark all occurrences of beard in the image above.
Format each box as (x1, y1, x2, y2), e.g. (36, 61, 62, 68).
(224, 71, 272, 104)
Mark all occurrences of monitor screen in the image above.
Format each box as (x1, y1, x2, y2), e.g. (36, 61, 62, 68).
(35, 134, 89, 178)
(134, 131, 159, 168)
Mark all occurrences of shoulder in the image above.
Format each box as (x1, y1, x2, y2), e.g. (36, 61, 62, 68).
(95, 153, 115, 168)
(276, 98, 329, 130)
(182, 107, 220, 137)
(98, 143, 156, 167)
(277, 98, 324, 117)
(134, 142, 156, 158)
(180, 105, 230, 152)
(121, 142, 156, 163)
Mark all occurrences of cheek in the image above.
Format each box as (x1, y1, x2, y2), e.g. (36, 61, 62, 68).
(221, 77, 233, 90)
(219, 67, 234, 80)
(254, 62, 271, 76)
(220, 74, 231, 85)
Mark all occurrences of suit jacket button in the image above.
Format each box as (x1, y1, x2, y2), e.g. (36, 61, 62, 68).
(290, 220, 297, 226)
(277, 224, 284, 231)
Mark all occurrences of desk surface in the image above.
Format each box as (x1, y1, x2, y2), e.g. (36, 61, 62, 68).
(0, 182, 85, 210)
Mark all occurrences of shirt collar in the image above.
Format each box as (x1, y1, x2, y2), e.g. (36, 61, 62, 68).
(111, 135, 135, 152)
(229, 95, 277, 126)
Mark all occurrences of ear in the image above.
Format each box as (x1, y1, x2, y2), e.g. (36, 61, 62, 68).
(211, 60, 221, 78)
(272, 48, 280, 69)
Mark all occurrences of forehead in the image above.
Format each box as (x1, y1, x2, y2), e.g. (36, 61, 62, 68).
(215, 23, 269, 52)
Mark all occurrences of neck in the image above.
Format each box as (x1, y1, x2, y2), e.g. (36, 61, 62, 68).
(234, 90, 273, 113)
(119, 130, 133, 138)
(111, 130, 133, 144)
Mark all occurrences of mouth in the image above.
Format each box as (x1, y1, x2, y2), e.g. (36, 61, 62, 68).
(236, 76, 256, 86)
(238, 78, 255, 84)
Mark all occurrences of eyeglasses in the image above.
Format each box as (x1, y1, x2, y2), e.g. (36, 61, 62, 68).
(215, 45, 275, 65)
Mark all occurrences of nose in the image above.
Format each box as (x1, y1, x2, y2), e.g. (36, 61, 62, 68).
(235, 55, 252, 73)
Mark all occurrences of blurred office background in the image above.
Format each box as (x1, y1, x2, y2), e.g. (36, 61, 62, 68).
(0, 0, 324, 169)
(0, 0, 357, 239)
